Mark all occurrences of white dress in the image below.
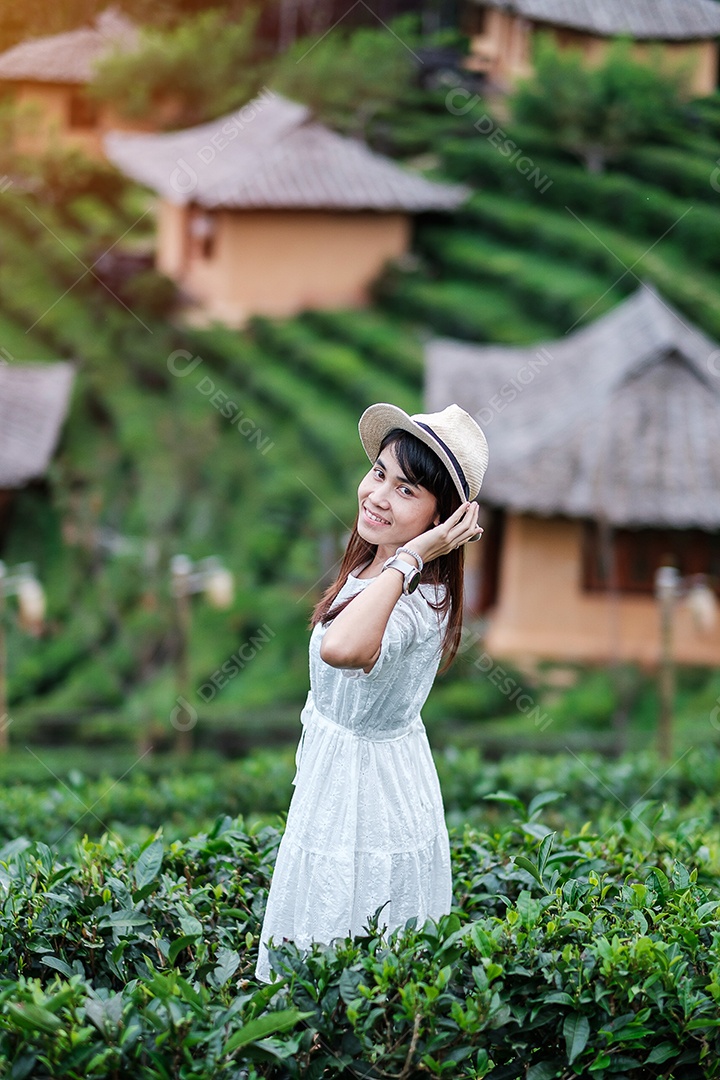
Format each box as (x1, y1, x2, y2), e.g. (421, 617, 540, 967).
(255, 567, 453, 983)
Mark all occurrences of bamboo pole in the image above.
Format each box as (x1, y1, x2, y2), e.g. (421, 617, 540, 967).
(655, 564, 679, 763)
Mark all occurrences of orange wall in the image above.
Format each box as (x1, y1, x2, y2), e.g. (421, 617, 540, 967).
(484, 512, 720, 667)
(157, 201, 188, 280)
(157, 204, 412, 326)
(6, 82, 156, 158)
(468, 12, 718, 95)
(466, 10, 533, 86)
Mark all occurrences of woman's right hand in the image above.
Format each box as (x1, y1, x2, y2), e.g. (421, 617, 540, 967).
(407, 501, 483, 564)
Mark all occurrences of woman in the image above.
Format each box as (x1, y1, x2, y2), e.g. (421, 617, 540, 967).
(255, 401, 489, 983)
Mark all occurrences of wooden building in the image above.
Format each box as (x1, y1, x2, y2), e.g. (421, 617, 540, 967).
(426, 284, 720, 668)
(0, 8, 140, 159)
(462, 0, 720, 95)
(0, 362, 76, 546)
(103, 91, 470, 327)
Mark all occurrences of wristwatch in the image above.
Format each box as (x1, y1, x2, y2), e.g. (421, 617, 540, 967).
(381, 553, 422, 594)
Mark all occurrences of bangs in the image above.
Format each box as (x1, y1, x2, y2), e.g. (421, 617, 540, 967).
(379, 428, 450, 497)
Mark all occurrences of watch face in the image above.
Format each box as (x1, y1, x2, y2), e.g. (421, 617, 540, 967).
(406, 570, 421, 593)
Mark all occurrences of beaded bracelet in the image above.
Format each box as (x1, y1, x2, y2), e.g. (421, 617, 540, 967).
(395, 546, 424, 572)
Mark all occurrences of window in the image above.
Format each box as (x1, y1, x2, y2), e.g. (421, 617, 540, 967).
(188, 209, 216, 259)
(461, 4, 487, 36)
(468, 505, 504, 614)
(581, 521, 720, 596)
(68, 90, 99, 129)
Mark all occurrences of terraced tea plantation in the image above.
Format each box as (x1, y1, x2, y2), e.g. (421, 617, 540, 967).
(3, 87, 720, 747)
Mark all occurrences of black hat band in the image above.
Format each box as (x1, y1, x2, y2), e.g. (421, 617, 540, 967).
(413, 420, 470, 499)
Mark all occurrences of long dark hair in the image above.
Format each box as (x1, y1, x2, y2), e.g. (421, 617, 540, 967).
(309, 428, 466, 675)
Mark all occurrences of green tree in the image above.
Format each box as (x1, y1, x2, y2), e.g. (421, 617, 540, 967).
(270, 13, 422, 138)
(512, 33, 694, 173)
(89, 7, 269, 129)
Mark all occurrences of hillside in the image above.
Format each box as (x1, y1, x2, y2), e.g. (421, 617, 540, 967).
(3, 85, 720, 752)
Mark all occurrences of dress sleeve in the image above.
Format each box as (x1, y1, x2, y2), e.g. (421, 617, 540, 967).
(337, 592, 438, 681)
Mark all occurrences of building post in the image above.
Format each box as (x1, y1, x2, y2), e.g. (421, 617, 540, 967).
(169, 553, 233, 755)
(655, 564, 679, 763)
(171, 555, 194, 756)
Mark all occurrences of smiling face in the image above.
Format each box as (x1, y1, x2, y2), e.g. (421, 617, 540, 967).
(357, 439, 440, 556)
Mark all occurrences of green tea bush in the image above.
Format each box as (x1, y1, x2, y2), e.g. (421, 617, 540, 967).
(248, 317, 417, 412)
(0, 784, 718, 1077)
(615, 144, 720, 204)
(2, 741, 720, 857)
(0, 820, 311, 1077)
(298, 308, 423, 382)
(441, 138, 720, 272)
(416, 228, 628, 327)
(119, 268, 178, 320)
(375, 271, 556, 343)
(453, 191, 720, 344)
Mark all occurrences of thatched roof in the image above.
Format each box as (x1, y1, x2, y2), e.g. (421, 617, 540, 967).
(0, 8, 137, 86)
(0, 363, 76, 488)
(103, 91, 470, 212)
(473, 0, 720, 40)
(425, 284, 720, 529)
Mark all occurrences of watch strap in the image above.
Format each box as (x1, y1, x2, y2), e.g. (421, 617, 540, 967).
(395, 545, 424, 571)
(382, 554, 421, 594)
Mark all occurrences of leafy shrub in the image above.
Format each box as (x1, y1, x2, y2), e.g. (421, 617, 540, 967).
(615, 143, 720, 204)
(512, 33, 694, 172)
(118, 268, 178, 319)
(3, 741, 720, 855)
(270, 14, 420, 139)
(22, 145, 129, 212)
(90, 8, 267, 128)
(441, 136, 720, 272)
(375, 270, 555, 343)
(0, 784, 719, 1076)
(299, 308, 423, 382)
(416, 227, 628, 326)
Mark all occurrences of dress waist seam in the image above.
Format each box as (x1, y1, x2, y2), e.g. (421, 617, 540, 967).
(302, 700, 424, 743)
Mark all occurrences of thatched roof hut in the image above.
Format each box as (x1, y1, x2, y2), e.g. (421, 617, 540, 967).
(426, 285, 720, 666)
(469, 0, 720, 40)
(0, 362, 76, 488)
(103, 92, 469, 324)
(427, 284, 720, 530)
(103, 91, 470, 212)
(0, 9, 139, 159)
(463, 0, 720, 95)
(0, 9, 137, 86)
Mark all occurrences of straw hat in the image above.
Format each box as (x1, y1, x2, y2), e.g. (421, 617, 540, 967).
(358, 402, 489, 536)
